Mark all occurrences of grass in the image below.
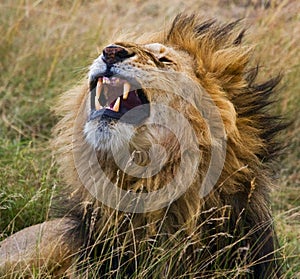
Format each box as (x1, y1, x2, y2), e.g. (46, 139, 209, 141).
(0, 0, 299, 278)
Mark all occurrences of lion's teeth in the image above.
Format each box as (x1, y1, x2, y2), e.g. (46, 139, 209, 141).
(95, 97, 101, 110)
(95, 78, 102, 110)
(123, 82, 130, 100)
(96, 78, 102, 97)
(103, 77, 110, 84)
(112, 97, 120, 112)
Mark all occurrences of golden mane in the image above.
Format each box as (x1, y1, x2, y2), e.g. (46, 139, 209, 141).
(0, 14, 285, 278)
(50, 14, 285, 278)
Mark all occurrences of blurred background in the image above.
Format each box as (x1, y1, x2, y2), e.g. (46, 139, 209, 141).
(0, 0, 299, 277)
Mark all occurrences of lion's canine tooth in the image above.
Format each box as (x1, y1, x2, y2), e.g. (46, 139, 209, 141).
(123, 82, 130, 100)
(95, 98, 101, 110)
(95, 78, 102, 110)
(112, 97, 120, 112)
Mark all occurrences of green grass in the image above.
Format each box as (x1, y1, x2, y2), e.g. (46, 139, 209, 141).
(0, 0, 299, 278)
(0, 139, 55, 239)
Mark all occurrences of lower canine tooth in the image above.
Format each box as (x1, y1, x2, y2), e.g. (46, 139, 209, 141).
(123, 82, 130, 100)
(112, 97, 120, 112)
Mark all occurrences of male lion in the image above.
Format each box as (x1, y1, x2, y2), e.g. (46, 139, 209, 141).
(0, 14, 285, 278)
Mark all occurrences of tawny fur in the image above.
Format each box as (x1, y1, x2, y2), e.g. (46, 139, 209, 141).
(0, 14, 285, 278)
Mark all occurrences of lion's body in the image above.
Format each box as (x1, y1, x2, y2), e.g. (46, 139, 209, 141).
(0, 14, 285, 278)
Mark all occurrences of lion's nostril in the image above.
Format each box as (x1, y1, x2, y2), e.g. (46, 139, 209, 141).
(102, 45, 133, 65)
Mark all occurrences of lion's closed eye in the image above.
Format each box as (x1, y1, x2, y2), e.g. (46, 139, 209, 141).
(158, 56, 173, 63)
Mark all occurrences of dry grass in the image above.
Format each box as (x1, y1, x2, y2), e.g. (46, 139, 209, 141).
(0, 0, 299, 278)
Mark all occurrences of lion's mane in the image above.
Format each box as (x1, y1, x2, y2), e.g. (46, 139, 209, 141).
(51, 14, 285, 278)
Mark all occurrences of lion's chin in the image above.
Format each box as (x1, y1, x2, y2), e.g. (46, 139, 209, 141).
(84, 119, 135, 152)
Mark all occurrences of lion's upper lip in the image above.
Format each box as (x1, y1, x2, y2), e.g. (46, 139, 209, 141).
(89, 75, 150, 124)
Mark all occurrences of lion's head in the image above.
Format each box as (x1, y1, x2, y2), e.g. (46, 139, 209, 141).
(52, 14, 284, 277)
(85, 41, 198, 151)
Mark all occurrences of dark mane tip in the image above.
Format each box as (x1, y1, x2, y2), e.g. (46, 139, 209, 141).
(194, 19, 216, 35)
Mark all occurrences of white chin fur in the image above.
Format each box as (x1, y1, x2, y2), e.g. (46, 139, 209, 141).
(84, 119, 135, 152)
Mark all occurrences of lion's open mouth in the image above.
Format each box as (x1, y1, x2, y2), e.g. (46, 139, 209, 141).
(89, 76, 150, 124)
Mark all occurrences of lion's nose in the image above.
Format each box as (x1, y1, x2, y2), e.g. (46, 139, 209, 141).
(102, 45, 132, 65)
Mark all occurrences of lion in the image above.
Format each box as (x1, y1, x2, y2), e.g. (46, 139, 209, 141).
(0, 14, 285, 278)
